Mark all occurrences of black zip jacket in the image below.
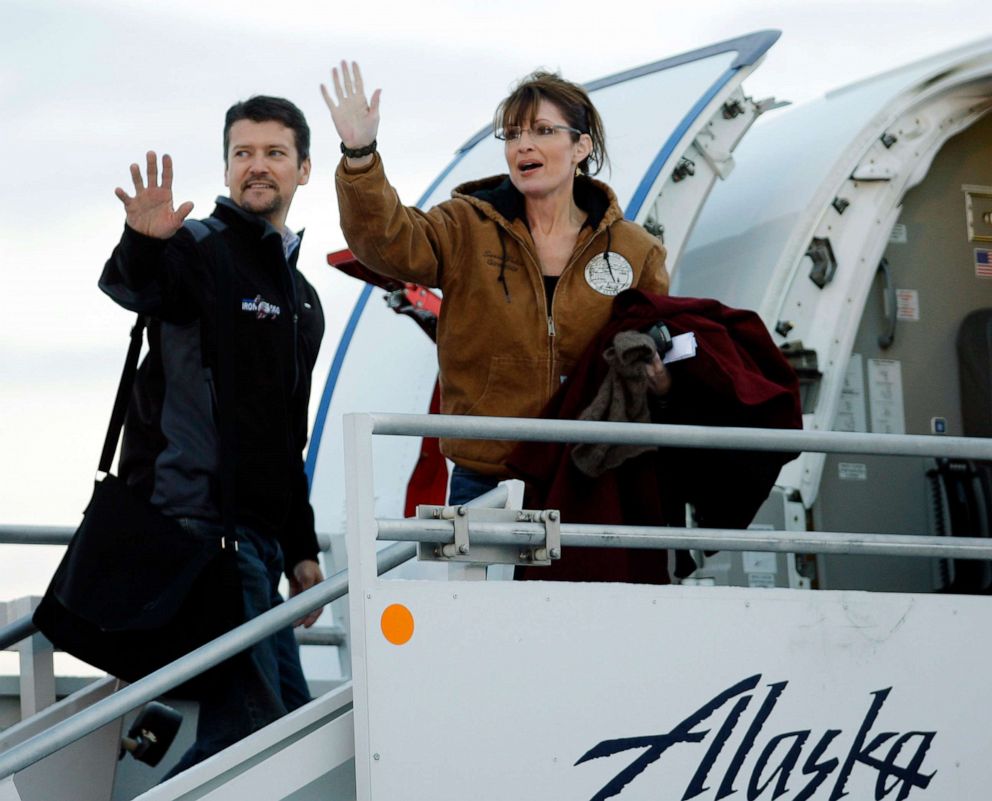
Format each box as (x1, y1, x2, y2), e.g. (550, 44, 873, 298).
(99, 197, 324, 575)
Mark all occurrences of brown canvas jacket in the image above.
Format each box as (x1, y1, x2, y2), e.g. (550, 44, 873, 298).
(336, 153, 669, 475)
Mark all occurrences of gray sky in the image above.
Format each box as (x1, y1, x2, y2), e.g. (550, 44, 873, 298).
(3, 0, 991, 668)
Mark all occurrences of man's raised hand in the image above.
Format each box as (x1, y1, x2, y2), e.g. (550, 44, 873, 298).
(115, 152, 194, 239)
(321, 60, 381, 152)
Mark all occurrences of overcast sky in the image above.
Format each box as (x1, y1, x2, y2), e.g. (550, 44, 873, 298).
(3, 0, 992, 669)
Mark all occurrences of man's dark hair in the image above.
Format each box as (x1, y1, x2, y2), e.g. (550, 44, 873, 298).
(223, 96, 311, 165)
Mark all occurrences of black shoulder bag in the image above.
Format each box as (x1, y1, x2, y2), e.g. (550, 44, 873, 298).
(34, 240, 245, 691)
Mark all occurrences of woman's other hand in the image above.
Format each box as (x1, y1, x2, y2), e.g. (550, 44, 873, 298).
(321, 60, 381, 167)
(646, 351, 672, 397)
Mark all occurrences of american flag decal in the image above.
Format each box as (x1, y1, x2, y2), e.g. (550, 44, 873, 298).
(976, 248, 992, 278)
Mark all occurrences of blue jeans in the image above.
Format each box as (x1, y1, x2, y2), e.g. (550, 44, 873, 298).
(162, 521, 311, 779)
(448, 465, 501, 506)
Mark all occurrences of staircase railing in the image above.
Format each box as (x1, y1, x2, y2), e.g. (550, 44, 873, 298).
(0, 483, 509, 781)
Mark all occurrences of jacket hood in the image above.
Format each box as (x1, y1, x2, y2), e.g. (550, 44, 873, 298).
(452, 174, 624, 235)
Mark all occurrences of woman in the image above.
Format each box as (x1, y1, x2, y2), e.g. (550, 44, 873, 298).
(323, 61, 671, 505)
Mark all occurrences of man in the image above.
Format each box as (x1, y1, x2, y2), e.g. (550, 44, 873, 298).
(99, 96, 325, 776)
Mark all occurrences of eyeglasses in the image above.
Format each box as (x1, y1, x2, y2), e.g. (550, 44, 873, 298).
(495, 123, 583, 143)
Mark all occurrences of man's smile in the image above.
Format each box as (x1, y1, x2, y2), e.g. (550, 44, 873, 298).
(243, 179, 276, 191)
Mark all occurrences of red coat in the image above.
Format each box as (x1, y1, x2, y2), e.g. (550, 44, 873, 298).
(508, 290, 803, 584)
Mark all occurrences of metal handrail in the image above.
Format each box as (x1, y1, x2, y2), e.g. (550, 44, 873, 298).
(0, 484, 508, 780)
(296, 625, 346, 647)
(0, 526, 76, 546)
(6, 403, 984, 778)
(367, 412, 992, 460)
(2, 618, 343, 653)
(378, 519, 992, 560)
(359, 413, 992, 560)
(0, 616, 38, 652)
(0, 545, 399, 780)
(0, 525, 334, 551)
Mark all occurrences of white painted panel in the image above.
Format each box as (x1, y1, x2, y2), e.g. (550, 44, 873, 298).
(354, 579, 990, 800)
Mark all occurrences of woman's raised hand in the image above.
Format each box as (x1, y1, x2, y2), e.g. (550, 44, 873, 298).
(114, 152, 194, 239)
(321, 60, 381, 150)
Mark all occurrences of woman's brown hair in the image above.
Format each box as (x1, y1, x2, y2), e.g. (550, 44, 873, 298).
(494, 70, 608, 176)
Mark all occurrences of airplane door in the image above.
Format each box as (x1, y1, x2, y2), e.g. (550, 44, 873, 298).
(815, 111, 992, 592)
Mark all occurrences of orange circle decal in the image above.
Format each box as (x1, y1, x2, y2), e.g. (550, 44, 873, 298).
(380, 604, 415, 645)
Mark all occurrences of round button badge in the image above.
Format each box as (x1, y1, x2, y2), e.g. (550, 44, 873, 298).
(584, 252, 634, 296)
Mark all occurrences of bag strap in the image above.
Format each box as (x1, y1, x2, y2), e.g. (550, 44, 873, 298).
(97, 315, 147, 475)
(97, 219, 221, 475)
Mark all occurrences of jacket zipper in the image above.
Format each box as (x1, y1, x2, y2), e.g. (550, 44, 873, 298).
(504, 221, 608, 400)
(281, 243, 301, 395)
(292, 311, 299, 393)
(547, 227, 607, 388)
(513, 239, 557, 397)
